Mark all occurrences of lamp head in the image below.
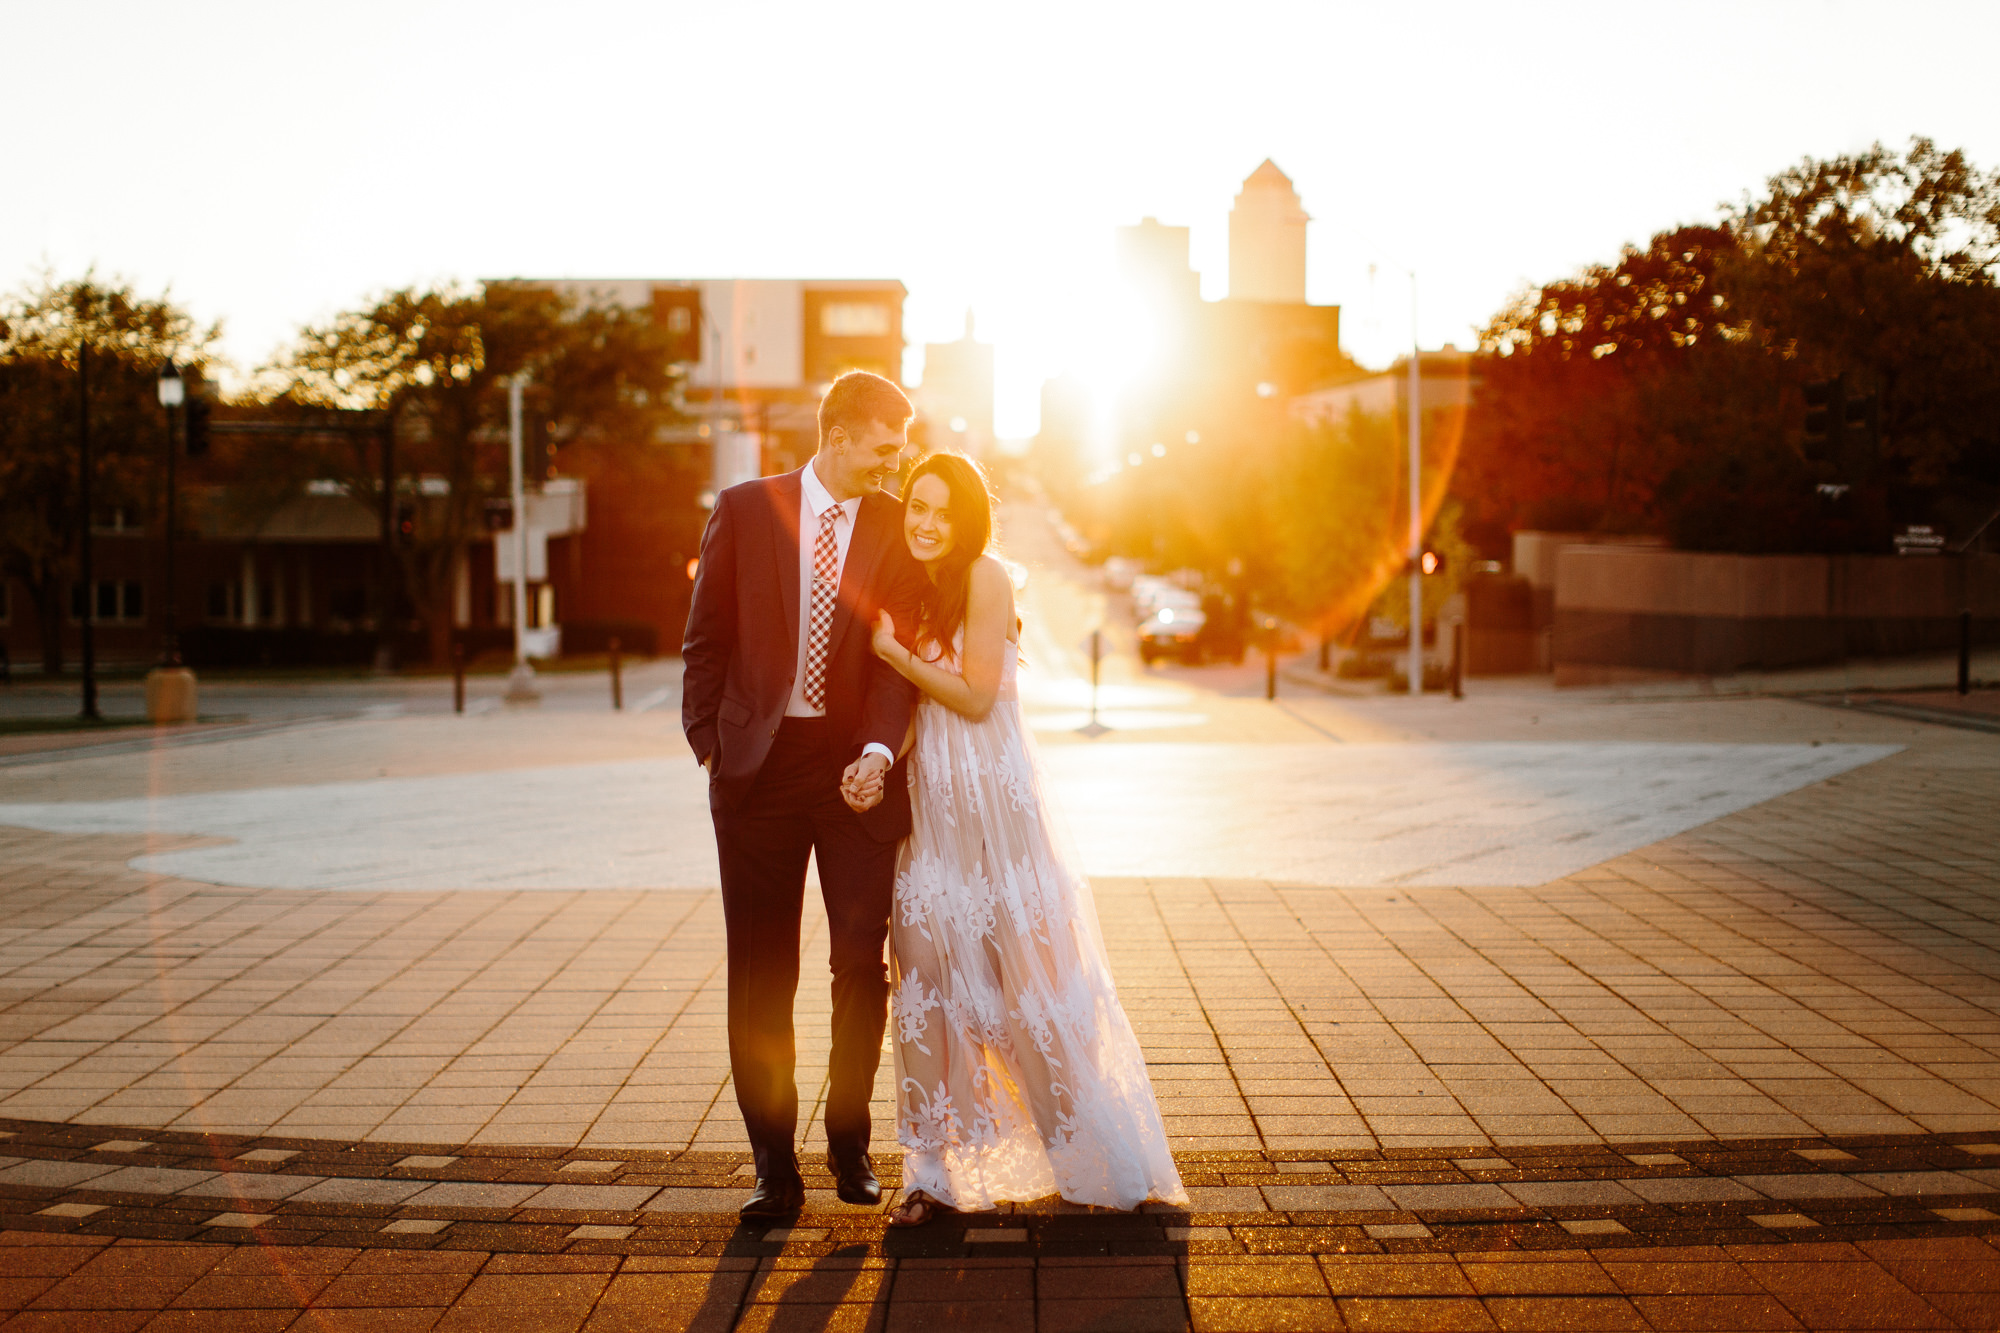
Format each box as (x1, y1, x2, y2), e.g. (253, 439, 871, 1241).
(157, 360, 185, 408)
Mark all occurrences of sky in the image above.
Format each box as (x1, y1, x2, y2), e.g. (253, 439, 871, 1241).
(6, 0, 1997, 437)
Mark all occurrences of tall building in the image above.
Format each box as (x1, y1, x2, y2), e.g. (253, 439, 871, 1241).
(1115, 217, 1202, 310)
(1043, 161, 1350, 476)
(917, 311, 995, 457)
(1228, 159, 1309, 303)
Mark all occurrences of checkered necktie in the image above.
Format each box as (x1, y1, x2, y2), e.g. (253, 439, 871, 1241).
(803, 506, 841, 710)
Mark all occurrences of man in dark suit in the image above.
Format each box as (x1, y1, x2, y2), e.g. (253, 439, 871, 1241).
(682, 371, 927, 1218)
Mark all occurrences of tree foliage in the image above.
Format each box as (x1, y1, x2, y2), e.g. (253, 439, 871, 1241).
(1459, 138, 2000, 553)
(268, 282, 689, 663)
(0, 273, 216, 670)
(1043, 392, 1465, 645)
(1267, 408, 1471, 638)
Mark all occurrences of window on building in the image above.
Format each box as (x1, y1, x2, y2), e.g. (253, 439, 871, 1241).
(666, 306, 692, 335)
(69, 580, 145, 623)
(821, 302, 890, 337)
(207, 582, 232, 620)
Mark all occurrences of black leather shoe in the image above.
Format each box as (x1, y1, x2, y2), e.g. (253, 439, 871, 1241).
(830, 1152, 882, 1206)
(740, 1176, 805, 1219)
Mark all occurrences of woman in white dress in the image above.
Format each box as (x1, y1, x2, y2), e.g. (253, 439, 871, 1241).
(844, 453, 1186, 1226)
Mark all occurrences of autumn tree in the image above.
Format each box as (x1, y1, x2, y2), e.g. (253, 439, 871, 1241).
(0, 274, 217, 672)
(1264, 406, 1470, 644)
(1459, 139, 2000, 553)
(270, 282, 689, 665)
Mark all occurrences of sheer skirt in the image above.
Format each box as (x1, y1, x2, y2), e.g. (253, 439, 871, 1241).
(891, 651, 1186, 1211)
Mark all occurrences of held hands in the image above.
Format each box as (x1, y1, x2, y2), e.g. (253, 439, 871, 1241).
(849, 609, 906, 810)
(841, 751, 890, 812)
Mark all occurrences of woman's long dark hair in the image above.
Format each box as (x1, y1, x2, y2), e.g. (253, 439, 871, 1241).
(902, 452, 996, 660)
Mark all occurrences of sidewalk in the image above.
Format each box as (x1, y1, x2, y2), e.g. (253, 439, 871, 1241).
(0, 680, 1993, 1329)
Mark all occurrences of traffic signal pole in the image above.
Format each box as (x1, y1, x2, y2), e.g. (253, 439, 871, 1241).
(504, 375, 539, 705)
(1407, 277, 1423, 698)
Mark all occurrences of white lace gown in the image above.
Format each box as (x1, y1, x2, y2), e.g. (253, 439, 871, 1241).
(890, 641, 1187, 1211)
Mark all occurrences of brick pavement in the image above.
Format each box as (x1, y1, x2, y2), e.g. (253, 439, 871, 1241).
(0, 686, 1993, 1326)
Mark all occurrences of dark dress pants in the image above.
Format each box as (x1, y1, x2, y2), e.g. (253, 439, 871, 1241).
(714, 717, 896, 1185)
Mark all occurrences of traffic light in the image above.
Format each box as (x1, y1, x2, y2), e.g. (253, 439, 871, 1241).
(184, 398, 211, 457)
(1802, 375, 1843, 463)
(395, 502, 416, 546)
(1802, 374, 1878, 483)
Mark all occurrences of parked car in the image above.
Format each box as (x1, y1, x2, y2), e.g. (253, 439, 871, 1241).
(1138, 604, 1206, 664)
(1131, 576, 1197, 620)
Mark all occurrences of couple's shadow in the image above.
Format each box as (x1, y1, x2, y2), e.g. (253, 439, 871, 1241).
(665, 1198, 1192, 1330)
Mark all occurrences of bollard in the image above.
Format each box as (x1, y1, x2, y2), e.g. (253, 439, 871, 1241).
(0, 642, 9, 685)
(1451, 626, 1464, 700)
(451, 642, 466, 714)
(1265, 646, 1277, 700)
(609, 636, 623, 711)
(1961, 610, 1973, 696)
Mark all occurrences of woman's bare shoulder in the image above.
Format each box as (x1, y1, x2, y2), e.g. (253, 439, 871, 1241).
(970, 554, 1013, 589)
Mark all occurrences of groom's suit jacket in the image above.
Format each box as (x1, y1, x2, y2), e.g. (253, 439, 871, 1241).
(681, 467, 927, 842)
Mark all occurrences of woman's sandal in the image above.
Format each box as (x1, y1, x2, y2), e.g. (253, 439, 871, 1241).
(888, 1189, 938, 1227)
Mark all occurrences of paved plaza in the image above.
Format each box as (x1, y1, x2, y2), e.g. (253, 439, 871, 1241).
(0, 525, 1996, 1327)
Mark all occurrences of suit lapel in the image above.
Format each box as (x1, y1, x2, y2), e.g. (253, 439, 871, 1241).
(824, 489, 893, 665)
(769, 470, 804, 660)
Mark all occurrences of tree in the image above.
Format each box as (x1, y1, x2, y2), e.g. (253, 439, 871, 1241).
(1457, 225, 1754, 545)
(1459, 139, 2000, 554)
(1264, 405, 1469, 645)
(0, 274, 216, 672)
(1730, 138, 2000, 498)
(270, 283, 688, 665)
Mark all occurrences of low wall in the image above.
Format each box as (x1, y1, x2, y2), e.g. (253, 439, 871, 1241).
(1462, 573, 1538, 675)
(1553, 548, 2000, 679)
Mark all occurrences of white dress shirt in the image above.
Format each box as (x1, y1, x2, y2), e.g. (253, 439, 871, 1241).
(789, 463, 896, 767)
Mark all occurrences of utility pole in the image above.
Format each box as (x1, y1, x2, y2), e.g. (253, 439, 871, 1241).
(373, 409, 398, 673)
(77, 341, 100, 720)
(1407, 276, 1424, 698)
(505, 374, 539, 704)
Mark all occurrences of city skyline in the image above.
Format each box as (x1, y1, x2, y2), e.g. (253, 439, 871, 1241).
(6, 0, 1997, 436)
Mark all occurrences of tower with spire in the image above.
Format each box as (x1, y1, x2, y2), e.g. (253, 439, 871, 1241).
(1228, 159, 1309, 303)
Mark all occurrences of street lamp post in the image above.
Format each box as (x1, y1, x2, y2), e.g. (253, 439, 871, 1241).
(146, 361, 198, 724)
(156, 361, 183, 663)
(77, 342, 100, 720)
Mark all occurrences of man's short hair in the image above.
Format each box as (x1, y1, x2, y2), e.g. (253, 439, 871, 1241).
(818, 370, 912, 449)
